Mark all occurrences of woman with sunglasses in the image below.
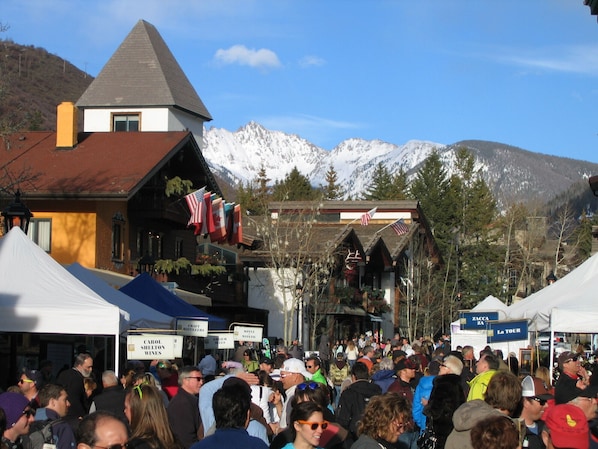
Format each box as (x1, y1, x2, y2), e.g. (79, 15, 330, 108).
(270, 382, 346, 449)
(124, 384, 182, 449)
(351, 392, 411, 449)
(281, 401, 327, 449)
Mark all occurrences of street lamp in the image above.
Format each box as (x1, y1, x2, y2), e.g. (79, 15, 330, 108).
(295, 283, 303, 342)
(2, 190, 33, 234)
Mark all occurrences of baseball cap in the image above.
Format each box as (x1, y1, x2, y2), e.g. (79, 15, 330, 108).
(521, 376, 553, 400)
(543, 404, 589, 449)
(392, 350, 406, 360)
(557, 351, 579, 369)
(281, 358, 310, 379)
(395, 358, 416, 371)
(24, 369, 43, 388)
(259, 357, 274, 365)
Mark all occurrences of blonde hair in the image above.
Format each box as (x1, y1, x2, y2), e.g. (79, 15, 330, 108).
(128, 384, 180, 449)
(534, 366, 552, 387)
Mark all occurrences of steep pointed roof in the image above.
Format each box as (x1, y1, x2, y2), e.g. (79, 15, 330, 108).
(76, 20, 212, 120)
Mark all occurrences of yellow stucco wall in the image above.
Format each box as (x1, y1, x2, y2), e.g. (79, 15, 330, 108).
(34, 212, 96, 267)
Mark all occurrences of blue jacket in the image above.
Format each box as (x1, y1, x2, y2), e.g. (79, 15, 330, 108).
(371, 369, 396, 393)
(413, 375, 436, 432)
(190, 428, 268, 449)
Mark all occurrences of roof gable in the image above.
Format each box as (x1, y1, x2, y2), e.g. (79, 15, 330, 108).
(76, 20, 212, 120)
(0, 131, 217, 198)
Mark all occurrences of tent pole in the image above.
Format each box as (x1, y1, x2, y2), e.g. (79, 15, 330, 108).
(114, 333, 120, 373)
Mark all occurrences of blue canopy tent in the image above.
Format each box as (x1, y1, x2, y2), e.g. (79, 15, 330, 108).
(66, 263, 174, 330)
(120, 273, 227, 329)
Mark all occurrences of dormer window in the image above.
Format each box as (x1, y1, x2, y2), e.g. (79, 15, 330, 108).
(113, 113, 140, 132)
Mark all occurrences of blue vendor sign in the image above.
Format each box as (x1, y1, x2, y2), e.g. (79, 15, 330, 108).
(460, 311, 500, 330)
(486, 320, 528, 343)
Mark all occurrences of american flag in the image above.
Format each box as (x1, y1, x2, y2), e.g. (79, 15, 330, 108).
(360, 207, 377, 226)
(185, 187, 206, 229)
(390, 218, 409, 236)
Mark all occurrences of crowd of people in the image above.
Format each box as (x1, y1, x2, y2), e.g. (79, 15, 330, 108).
(1, 334, 598, 449)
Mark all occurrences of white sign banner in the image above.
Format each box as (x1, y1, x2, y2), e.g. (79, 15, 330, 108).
(176, 318, 209, 337)
(233, 325, 263, 342)
(204, 333, 235, 349)
(127, 334, 182, 360)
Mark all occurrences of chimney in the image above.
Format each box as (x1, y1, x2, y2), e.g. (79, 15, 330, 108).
(56, 102, 78, 148)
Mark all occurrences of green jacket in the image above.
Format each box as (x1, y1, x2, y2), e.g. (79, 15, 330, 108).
(466, 369, 496, 401)
(309, 369, 328, 386)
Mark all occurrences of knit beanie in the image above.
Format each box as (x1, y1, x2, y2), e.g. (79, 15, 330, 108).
(0, 392, 30, 429)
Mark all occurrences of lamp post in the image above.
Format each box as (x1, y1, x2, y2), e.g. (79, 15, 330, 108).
(295, 283, 303, 342)
(2, 190, 33, 234)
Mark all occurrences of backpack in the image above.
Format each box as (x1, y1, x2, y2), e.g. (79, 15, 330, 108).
(25, 418, 61, 449)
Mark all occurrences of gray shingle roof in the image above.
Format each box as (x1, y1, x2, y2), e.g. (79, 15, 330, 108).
(76, 20, 212, 120)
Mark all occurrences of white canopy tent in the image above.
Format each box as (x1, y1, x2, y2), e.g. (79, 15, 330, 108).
(507, 251, 598, 333)
(451, 295, 528, 358)
(0, 227, 129, 369)
(506, 252, 598, 373)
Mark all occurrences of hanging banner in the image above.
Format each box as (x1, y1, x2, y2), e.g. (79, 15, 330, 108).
(127, 334, 183, 360)
(176, 318, 209, 337)
(205, 333, 235, 349)
(460, 311, 500, 330)
(233, 325, 263, 342)
(486, 320, 528, 343)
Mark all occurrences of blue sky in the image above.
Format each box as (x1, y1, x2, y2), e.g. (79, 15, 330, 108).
(2, 0, 598, 163)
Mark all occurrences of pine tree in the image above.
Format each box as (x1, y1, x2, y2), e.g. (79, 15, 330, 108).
(322, 164, 345, 200)
(272, 167, 319, 201)
(362, 162, 394, 200)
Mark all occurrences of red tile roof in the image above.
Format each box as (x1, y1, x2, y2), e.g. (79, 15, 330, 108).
(0, 131, 191, 199)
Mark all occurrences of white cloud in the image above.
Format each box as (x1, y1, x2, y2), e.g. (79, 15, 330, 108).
(214, 44, 281, 68)
(299, 55, 326, 68)
(487, 44, 598, 76)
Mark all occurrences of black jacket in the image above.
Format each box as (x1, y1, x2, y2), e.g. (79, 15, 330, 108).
(167, 388, 201, 449)
(336, 380, 381, 445)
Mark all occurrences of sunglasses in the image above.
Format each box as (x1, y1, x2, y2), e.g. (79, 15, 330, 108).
(297, 420, 329, 430)
(134, 385, 143, 399)
(297, 382, 319, 391)
(565, 356, 579, 363)
(186, 376, 204, 382)
(531, 397, 547, 406)
(22, 409, 34, 418)
(18, 378, 34, 384)
(94, 444, 128, 449)
(305, 365, 315, 369)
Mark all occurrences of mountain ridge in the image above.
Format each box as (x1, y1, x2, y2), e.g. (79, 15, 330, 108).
(203, 122, 598, 207)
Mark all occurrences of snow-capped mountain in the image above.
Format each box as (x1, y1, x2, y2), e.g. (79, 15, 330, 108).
(203, 122, 441, 196)
(202, 122, 598, 205)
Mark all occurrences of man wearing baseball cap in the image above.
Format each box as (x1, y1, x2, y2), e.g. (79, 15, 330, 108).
(520, 375, 553, 449)
(542, 404, 589, 449)
(278, 358, 310, 428)
(555, 351, 591, 405)
(18, 369, 43, 408)
(0, 392, 35, 449)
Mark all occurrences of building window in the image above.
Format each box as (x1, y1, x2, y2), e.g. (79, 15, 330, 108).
(174, 237, 184, 259)
(27, 218, 51, 252)
(113, 114, 140, 132)
(137, 230, 162, 259)
(196, 243, 237, 266)
(112, 212, 125, 261)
